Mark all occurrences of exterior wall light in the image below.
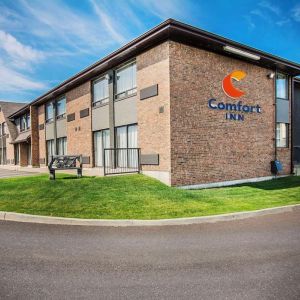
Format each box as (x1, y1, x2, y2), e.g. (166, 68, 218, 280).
(223, 46, 261, 61)
(267, 72, 275, 79)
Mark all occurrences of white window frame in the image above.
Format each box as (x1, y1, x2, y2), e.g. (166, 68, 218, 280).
(92, 75, 109, 107)
(276, 123, 288, 148)
(115, 61, 137, 100)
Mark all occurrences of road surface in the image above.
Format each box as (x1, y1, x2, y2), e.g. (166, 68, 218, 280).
(1, 209, 300, 299)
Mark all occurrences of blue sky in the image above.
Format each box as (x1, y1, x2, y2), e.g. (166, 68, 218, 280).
(0, 0, 299, 103)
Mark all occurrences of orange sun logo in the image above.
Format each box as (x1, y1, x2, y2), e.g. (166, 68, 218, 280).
(222, 70, 246, 99)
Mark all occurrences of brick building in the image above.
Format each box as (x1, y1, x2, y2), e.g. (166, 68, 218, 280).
(1, 19, 300, 187)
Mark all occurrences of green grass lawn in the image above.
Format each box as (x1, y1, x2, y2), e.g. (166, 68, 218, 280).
(0, 174, 299, 219)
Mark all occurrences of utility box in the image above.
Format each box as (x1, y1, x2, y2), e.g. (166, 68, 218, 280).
(271, 160, 283, 175)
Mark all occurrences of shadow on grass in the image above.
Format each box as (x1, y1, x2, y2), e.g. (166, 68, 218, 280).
(235, 176, 300, 191)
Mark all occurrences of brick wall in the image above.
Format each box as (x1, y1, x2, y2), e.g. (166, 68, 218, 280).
(19, 142, 28, 167)
(169, 41, 290, 186)
(66, 82, 93, 167)
(30, 105, 39, 167)
(38, 104, 46, 166)
(136, 41, 171, 173)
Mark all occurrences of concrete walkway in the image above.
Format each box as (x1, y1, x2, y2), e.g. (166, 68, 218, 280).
(0, 167, 40, 179)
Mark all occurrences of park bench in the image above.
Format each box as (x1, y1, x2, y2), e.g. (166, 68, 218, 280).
(48, 155, 82, 180)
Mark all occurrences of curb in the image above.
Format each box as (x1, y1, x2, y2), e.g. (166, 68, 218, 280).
(1, 204, 300, 227)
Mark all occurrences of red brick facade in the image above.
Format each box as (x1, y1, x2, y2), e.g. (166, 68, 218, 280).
(169, 41, 290, 186)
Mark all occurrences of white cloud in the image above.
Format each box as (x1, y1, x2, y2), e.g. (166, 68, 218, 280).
(89, 0, 126, 44)
(291, 5, 300, 22)
(259, 1, 281, 15)
(134, 0, 185, 20)
(0, 61, 47, 92)
(0, 30, 44, 68)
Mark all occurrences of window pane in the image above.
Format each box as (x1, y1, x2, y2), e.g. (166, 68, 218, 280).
(116, 62, 136, 96)
(57, 97, 66, 117)
(94, 130, 110, 167)
(276, 73, 288, 99)
(276, 123, 288, 147)
(47, 140, 54, 164)
(93, 77, 109, 104)
(46, 103, 53, 122)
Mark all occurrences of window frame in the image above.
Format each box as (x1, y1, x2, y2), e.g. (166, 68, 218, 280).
(92, 75, 109, 108)
(115, 61, 137, 101)
(56, 97, 66, 120)
(45, 102, 54, 123)
(276, 72, 289, 101)
(276, 123, 289, 148)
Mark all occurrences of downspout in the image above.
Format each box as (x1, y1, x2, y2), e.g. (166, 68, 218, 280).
(291, 77, 294, 174)
(274, 69, 277, 163)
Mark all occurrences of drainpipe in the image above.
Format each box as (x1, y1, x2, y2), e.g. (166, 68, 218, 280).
(274, 69, 277, 163)
(291, 77, 294, 174)
(53, 102, 57, 155)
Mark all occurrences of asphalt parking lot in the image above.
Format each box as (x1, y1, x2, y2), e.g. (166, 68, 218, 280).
(1, 208, 300, 299)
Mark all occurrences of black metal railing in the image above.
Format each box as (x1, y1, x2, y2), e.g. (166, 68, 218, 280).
(103, 148, 141, 175)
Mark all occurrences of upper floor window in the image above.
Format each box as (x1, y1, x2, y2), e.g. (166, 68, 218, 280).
(93, 76, 109, 107)
(27, 114, 30, 129)
(276, 73, 288, 100)
(20, 114, 28, 132)
(45, 102, 53, 123)
(56, 97, 66, 119)
(115, 61, 136, 100)
(0, 122, 6, 136)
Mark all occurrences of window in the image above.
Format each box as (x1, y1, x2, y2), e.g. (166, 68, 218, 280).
(20, 115, 27, 132)
(276, 123, 288, 148)
(93, 76, 109, 107)
(14, 144, 20, 165)
(94, 129, 110, 167)
(115, 62, 136, 100)
(56, 97, 66, 119)
(0, 122, 6, 136)
(276, 73, 288, 100)
(46, 139, 55, 164)
(57, 137, 67, 155)
(27, 114, 30, 129)
(116, 124, 138, 167)
(45, 102, 54, 123)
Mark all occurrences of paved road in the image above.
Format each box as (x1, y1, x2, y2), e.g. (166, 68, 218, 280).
(0, 168, 39, 179)
(1, 210, 300, 299)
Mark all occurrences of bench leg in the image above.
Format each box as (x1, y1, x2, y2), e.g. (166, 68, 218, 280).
(49, 169, 55, 180)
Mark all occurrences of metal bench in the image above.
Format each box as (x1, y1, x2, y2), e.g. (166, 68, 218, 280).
(48, 155, 82, 180)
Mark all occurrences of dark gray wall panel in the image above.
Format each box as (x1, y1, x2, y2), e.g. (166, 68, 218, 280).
(80, 108, 89, 118)
(82, 156, 90, 164)
(67, 113, 75, 122)
(140, 84, 158, 100)
(276, 99, 289, 123)
(92, 105, 109, 131)
(141, 154, 159, 165)
(114, 95, 137, 127)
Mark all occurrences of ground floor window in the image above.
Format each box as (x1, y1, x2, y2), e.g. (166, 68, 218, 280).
(14, 144, 20, 165)
(276, 123, 288, 148)
(0, 148, 6, 164)
(27, 144, 31, 165)
(57, 137, 67, 156)
(116, 124, 138, 168)
(46, 139, 55, 164)
(94, 129, 110, 167)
